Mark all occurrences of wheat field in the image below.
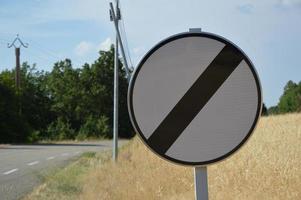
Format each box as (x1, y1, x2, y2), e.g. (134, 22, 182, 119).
(79, 113, 301, 200)
(25, 113, 301, 200)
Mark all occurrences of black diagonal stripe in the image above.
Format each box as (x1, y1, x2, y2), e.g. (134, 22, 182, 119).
(147, 45, 244, 155)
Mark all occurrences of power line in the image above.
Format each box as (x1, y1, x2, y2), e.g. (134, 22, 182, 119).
(24, 37, 84, 67)
(120, 18, 133, 68)
(26, 39, 63, 61)
(1, 33, 96, 69)
(110, 1, 132, 78)
(118, 0, 134, 68)
(0, 38, 10, 43)
(25, 47, 58, 64)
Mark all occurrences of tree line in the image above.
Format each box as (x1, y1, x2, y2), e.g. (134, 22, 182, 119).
(0, 45, 300, 143)
(267, 80, 301, 115)
(0, 47, 134, 143)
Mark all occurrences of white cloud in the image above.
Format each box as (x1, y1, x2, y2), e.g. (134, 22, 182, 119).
(74, 38, 113, 57)
(97, 37, 113, 51)
(74, 41, 94, 56)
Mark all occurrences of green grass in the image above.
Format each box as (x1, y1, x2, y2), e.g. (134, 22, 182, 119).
(23, 151, 110, 200)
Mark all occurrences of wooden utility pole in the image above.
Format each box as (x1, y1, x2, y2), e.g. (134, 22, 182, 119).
(8, 34, 28, 91)
(15, 47, 21, 89)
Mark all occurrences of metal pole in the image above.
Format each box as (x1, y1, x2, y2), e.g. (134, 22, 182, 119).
(194, 167, 209, 200)
(109, 2, 132, 81)
(112, 0, 119, 162)
(189, 28, 202, 33)
(188, 28, 208, 200)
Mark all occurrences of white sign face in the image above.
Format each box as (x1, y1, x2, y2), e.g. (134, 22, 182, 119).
(128, 32, 262, 166)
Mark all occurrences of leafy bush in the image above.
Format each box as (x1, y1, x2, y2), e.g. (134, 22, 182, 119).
(46, 117, 75, 140)
(27, 130, 41, 143)
(78, 115, 110, 139)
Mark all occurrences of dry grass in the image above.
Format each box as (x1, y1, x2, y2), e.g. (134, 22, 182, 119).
(26, 113, 301, 200)
(24, 152, 104, 200)
(80, 113, 301, 200)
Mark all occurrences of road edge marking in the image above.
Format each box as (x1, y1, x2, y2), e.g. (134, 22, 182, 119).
(27, 161, 39, 166)
(46, 156, 55, 160)
(3, 168, 18, 175)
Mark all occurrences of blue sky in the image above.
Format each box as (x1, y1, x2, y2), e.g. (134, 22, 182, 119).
(0, 0, 300, 107)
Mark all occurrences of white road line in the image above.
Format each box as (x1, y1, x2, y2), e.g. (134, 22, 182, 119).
(27, 161, 39, 166)
(46, 156, 55, 160)
(74, 151, 81, 155)
(61, 153, 69, 156)
(3, 168, 18, 175)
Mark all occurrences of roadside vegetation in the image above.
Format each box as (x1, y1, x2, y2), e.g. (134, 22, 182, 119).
(268, 80, 301, 115)
(25, 113, 301, 200)
(24, 151, 106, 200)
(0, 47, 134, 143)
(1, 44, 300, 143)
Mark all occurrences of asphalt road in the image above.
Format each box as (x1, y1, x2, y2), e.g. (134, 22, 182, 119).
(0, 141, 121, 200)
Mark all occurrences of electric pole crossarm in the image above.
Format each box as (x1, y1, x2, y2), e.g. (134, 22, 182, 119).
(109, 2, 132, 80)
(8, 34, 28, 48)
(7, 38, 18, 48)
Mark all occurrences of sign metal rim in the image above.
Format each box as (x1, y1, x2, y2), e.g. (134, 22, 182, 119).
(128, 31, 262, 166)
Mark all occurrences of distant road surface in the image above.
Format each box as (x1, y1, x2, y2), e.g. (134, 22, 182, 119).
(0, 141, 123, 200)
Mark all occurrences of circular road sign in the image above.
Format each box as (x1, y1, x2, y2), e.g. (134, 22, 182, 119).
(128, 32, 262, 166)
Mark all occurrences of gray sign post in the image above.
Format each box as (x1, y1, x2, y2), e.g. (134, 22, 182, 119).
(128, 30, 262, 199)
(194, 167, 208, 200)
(189, 29, 209, 200)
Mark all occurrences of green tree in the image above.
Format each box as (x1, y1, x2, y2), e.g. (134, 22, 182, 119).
(278, 80, 301, 113)
(0, 64, 53, 143)
(0, 46, 134, 143)
(46, 59, 82, 130)
(261, 103, 268, 116)
(0, 81, 30, 142)
(44, 47, 134, 139)
(78, 47, 134, 138)
(19, 63, 54, 134)
(268, 106, 279, 115)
